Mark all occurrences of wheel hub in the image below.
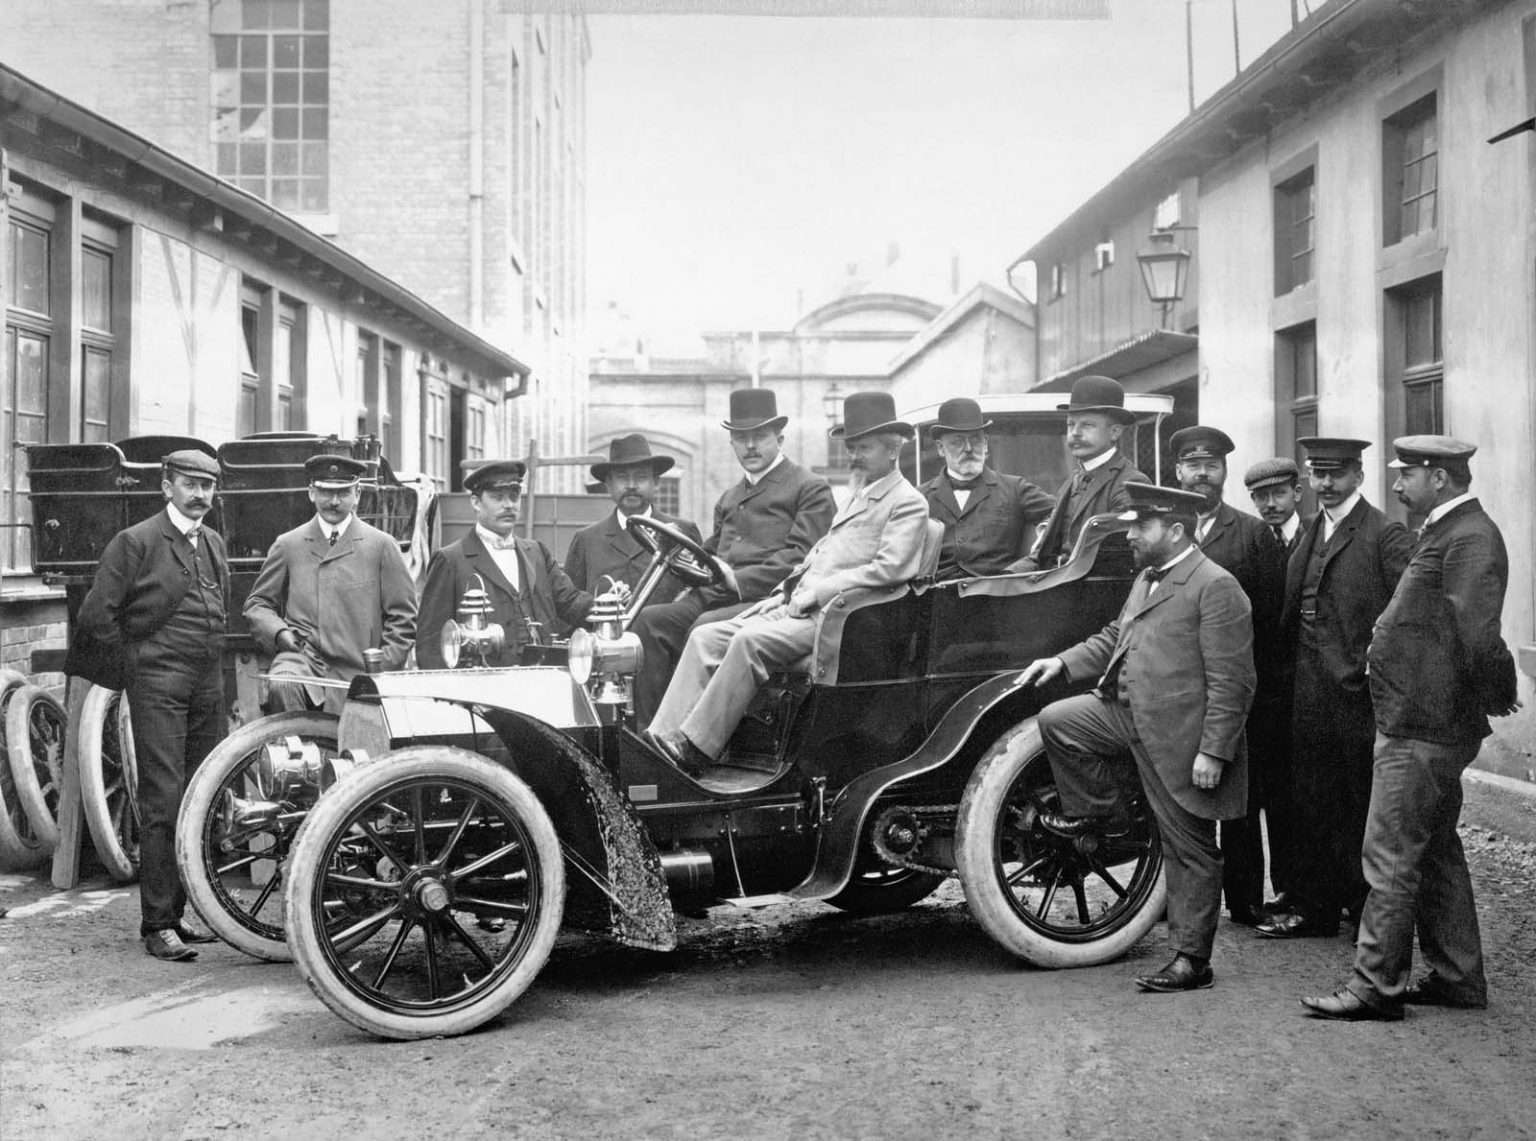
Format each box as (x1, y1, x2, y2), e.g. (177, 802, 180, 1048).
(401, 866, 452, 917)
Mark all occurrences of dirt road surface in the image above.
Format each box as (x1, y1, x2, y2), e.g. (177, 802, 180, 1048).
(3, 774, 1534, 1140)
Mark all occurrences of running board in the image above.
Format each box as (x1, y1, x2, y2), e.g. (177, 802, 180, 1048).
(722, 893, 797, 909)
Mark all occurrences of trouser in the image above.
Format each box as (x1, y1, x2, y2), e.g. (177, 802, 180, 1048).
(1220, 699, 1293, 910)
(649, 609, 817, 760)
(264, 647, 349, 716)
(1039, 693, 1223, 961)
(632, 591, 752, 725)
(125, 632, 226, 935)
(1348, 733, 1486, 1008)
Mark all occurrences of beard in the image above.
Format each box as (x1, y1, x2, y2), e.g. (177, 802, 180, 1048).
(846, 467, 868, 494)
(1183, 480, 1222, 509)
(947, 454, 984, 479)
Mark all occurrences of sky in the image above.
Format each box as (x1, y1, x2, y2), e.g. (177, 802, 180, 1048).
(584, 0, 1297, 345)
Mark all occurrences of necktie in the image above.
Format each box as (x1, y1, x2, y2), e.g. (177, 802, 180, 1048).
(1415, 519, 1429, 540)
(491, 534, 519, 552)
(949, 475, 981, 491)
(186, 527, 200, 548)
(327, 529, 338, 547)
(1072, 469, 1088, 493)
(1272, 524, 1284, 543)
(1144, 565, 1171, 585)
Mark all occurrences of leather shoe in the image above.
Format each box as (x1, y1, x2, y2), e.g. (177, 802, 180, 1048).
(1403, 975, 1487, 1009)
(1227, 905, 1265, 927)
(645, 728, 712, 777)
(175, 919, 218, 945)
(1135, 953, 1213, 993)
(144, 929, 198, 962)
(1255, 910, 1337, 939)
(1038, 811, 1131, 839)
(1300, 988, 1403, 1021)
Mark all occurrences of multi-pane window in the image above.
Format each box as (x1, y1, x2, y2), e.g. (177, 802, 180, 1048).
(5, 197, 53, 571)
(423, 375, 450, 490)
(275, 302, 297, 429)
(1396, 279, 1443, 436)
(80, 235, 116, 443)
(238, 289, 262, 436)
(1384, 94, 1437, 246)
(237, 284, 304, 434)
(381, 342, 401, 461)
(655, 476, 681, 517)
(1274, 167, 1315, 295)
(212, 0, 330, 213)
(466, 400, 488, 463)
(1275, 322, 1318, 466)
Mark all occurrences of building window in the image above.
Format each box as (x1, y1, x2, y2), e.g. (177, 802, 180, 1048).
(79, 231, 117, 443)
(466, 399, 488, 463)
(1383, 94, 1437, 246)
(238, 288, 262, 436)
(212, 0, 330, 213)
(1275, 322, 1318, 468)
(1273, 167, 1315, 295)
(1154, 191, 1182, 231)
(1386, 276, 1443, 440)
(276, 300, 302, 429)
(1093, 240, 1115, 272)
(237, 283, 304, 434)
(422, 372, 450, 490)
(655, 475, 680, 517)
(1048, 262, 1066, 302)
(4, 190, 54, 571)
(381, 342, 401, 461)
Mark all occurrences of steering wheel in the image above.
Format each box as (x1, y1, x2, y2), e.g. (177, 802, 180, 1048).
(625, 515, 731, 591)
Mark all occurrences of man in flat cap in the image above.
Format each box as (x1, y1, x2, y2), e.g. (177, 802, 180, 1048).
(1245, 457, 1309, 559)
(68, 448, 227, 961)
(416, 459, 594, 668)
(1170, 425, 1285, 926)
(1304, 437, 1517, 1021)
(245, 453, 417, 712)
(631, 388, 835, 723)
(1018, 482, 1255, 992)
(1258, 438, 1412, 941)
(1009, 375, 1147, 573)
(647, 392, 929, 774)
(919, 397, 1053, 579)
(563, 434, 703, 601)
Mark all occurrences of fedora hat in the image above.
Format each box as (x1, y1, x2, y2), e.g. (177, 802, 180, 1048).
(1057, 375, 1137, 424)
(721, 388, 788, 433)
(828, 391, 913, 442)
(928, 397, 992, 438)
(590, 433, 675, 482)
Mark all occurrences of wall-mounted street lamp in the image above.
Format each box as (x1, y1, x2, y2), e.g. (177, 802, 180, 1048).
(1136, 230, 1193, 329)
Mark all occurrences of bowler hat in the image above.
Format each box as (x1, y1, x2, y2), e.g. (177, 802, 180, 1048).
(1244, 457, 1300, 491)
(590, 433, 675, 482)
(1387, 434, 1478, 469)
(305, 454, 367, 488)
(1116, 482, 1207, 521)
(721, 388, 788, 433)
(1170, 425, 1235, 460)
(163, 448, 219, 481)
(1297, 437, 1371, 472)
(828, 391, 913, 442)
(464, 459, 528, 494)
(1057, 375, 1137, 424)
(928, 397, 992, 438)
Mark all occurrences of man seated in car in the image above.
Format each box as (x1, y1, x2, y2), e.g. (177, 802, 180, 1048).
(646, 391, 930, 776)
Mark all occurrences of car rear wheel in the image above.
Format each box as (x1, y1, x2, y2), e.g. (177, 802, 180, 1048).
(825, 865, 945, 915)
(284, 747, 565, 1040)
(956, 718, 1165, 968)
(175, 711, 340, 961)
(78, 685, 141, 882)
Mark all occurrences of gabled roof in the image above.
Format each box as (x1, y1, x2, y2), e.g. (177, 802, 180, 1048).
(887, 281, 1033, 374)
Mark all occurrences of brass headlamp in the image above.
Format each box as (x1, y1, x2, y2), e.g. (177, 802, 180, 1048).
(439, 574, 506, 668)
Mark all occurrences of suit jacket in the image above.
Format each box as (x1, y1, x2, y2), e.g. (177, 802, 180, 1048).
(1197, 502, 1285, 681)
(1017, 450, 1147, 571)
(782, 469, 930, 606)
(244, 516, 418, 676)
(563, 509, 702, 596)
(1280, 514, 1312, 560)
(701, 458, 836, 607)
(920, 468, 1053, 579)
(67, 509, 230, 690)
(1058, 550, 1255, 820)
(1281, 497, 1412, 696)
(1369, 499, 1515, 743)
(416, 530, 593, 669)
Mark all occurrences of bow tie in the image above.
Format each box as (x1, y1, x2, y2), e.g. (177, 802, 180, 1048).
(948, 475, 981, 491)
(1144, 565, 1172, 584)
(186, 527, 201, 546)
(489, 534, 519, 552)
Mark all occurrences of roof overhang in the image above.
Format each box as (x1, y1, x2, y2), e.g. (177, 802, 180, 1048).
(1037, 328, 1198, 392)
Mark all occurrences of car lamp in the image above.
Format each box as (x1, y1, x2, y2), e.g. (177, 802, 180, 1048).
(439, 575, 505, 669)
(568, 585, 641, 707)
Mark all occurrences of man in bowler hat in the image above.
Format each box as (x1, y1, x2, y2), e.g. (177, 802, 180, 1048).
(1010, 375, 1147, 572)
(630, 388, 835, 723)
(68, 449, 227, 960)
(417, 459, 594, 668)
(919, 397, 1053, 579)
(563, 433, 702, 600)
(1018, 482, 1255, 992)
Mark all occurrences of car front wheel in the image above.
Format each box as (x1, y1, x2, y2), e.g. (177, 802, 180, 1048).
(955, 718, 1165, 968)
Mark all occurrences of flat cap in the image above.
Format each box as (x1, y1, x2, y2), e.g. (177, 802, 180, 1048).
(1244, 456, 1300, 490)
(163, 448, 219, 480)
(464, 459, 527, 493)
(1116, 482, 1207, 521)
(1387, 434, 1478, 469)
(305, 454, 367, 487)
(1170, 425, 1235, 461)
(1297, 437, 1371, 472)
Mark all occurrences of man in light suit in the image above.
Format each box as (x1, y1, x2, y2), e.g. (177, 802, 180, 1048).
(563, 433, 702, 600)
(631, 388, 836, 723)
(646, 391, 930, 775)
(919, 397, 1053, 580)
(245, 454, 417, 713)
(416, 460, 594, 668)
(1009, 375, 1147, 572)
(1018, 483, 1256, 992)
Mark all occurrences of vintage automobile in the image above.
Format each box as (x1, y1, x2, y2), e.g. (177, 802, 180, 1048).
(178, 500, 1168, 1040)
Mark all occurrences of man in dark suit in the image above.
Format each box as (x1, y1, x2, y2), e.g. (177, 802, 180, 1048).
(631, 388, 836, 723)
(68, 449, 226, 962)
(1245, 457, 1309, 558)
(1171, 426, 1284, 927)
(918, 397, 1052, 579)
(1304, 436, 1518, 1021)
(1019, 483, 1255, 992)
(1257, 438, 1412, 940)
(416, 460, 594, 669)
(563, 433, 702, 600)
(1009, 375, 1147, 572)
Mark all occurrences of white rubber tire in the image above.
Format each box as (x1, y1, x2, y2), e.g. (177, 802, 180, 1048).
(5, 685, 67, 852)
(955, 718, 1166, 969)
(78, 685, 140, 882)
(175, 711, 340, 961)
(0, 675, 48, 870)
(285, 747, 565, 1040)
